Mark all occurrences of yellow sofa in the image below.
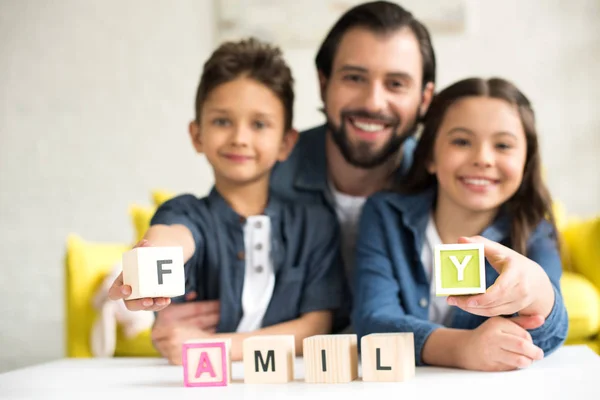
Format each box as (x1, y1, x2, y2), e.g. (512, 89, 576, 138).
(559, 215, 600, 354)
(65, 193, 600, 357)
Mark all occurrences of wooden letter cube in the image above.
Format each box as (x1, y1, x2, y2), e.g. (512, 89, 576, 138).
(435, 243, 486, 296)
(182, 339, 232, 387)
(303, 334, 358, 383)
(243, 335, 295, 383)
(361, 333, 415, 382)
(122, 246, 185, 299)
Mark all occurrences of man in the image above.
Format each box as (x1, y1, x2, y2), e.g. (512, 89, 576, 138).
(270, 0, 435, 281)
(129, 1, 436, 363)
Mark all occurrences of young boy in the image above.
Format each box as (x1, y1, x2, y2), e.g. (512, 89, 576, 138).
(109, 38, 345, 363)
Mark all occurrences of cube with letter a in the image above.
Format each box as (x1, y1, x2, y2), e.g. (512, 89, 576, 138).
(434, 243, 486, 296)
(122, 246, 185, 299)
(182, 339, 232, 387)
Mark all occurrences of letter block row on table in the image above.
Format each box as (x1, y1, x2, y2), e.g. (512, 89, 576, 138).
(182, 333, 415, 387)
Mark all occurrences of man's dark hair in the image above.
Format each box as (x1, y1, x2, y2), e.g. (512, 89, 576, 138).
(315, 1, 436, 88)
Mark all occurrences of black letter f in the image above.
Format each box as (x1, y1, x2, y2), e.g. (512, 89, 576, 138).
(157, 259, 172, 285)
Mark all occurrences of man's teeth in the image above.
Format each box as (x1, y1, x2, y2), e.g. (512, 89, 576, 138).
(352, 120, 385, 132)
(463, 178, 494, 186)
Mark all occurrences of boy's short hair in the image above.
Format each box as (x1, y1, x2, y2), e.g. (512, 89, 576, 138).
(195, 37, 294, 132)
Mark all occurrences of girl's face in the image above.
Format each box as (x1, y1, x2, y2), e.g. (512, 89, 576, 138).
(190, 76, 296, 186)
(428, 96, 527, 214)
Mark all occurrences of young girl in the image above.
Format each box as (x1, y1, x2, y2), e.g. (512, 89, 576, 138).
(109, 38, 345, 364)
(352, 77, 568, 372)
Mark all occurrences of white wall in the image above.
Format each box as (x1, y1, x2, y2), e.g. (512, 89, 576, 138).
(0, 0, 598, 372)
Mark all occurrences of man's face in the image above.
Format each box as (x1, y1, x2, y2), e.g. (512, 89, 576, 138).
(320, 27, 433, 168)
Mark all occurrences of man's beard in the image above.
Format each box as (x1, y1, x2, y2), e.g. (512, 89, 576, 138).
(326, 108, 419, 169)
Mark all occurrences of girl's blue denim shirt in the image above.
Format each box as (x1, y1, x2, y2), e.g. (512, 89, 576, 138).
(352, 186, 568, 365)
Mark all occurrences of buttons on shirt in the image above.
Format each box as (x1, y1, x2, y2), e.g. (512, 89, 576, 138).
(419, 297, 429, 308)
(255, 265, 264, 273)
(254, 220, 262, 229)
(255, 243, 263, 251)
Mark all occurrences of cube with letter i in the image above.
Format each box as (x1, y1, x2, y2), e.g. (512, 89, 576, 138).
(122, 246, 185, 299)
(303, 334, 358, 384)
(361, 333, 415, 382)
(243, 335, 295, 383)
(182, 339, 232, 387)
(434, 243, 486, 296)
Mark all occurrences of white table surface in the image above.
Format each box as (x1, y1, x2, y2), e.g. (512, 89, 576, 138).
(1, 345, 599, 400)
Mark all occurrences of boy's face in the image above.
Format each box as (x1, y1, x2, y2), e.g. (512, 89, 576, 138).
(190, 76, 297, 186)
(319, 27, 434, 168)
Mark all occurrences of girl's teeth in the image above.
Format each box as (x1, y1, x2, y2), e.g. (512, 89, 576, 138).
(463, 178, 492, 186)
(353, 121, 385, 132)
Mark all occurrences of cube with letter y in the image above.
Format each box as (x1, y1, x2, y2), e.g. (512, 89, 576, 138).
(361, 333, 415, 382)
(182, 339, 232, 387)
(303, 334, 358, 383)
(435, 243, 486, 296)
(122, 246, 185, 299)
(243, 335, 295, 383)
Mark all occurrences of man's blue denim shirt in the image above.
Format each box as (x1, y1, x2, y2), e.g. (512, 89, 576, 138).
(352, 187, 569, 365)
(269, 124, 417, 330)
(150, 188, 345, 333)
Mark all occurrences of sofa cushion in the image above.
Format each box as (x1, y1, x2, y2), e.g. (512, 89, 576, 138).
(65, 234, 158, 357)
(561, 271, 600, 340)
(561, 216, 600, 291)
(65, 234, 128, 357)
(152, 189, 175, 207)
(129, 204, 156, 243)
(129, 190, 175, 243)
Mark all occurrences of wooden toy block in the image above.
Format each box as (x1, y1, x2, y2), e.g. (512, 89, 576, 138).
(243, 335, 295, 383)
(122, 246, 185, 300)
(182, 338, 232, 387)
(434, 243, 486, 296)
(303, 334, 358, 383)
(360, 333, 415, 382)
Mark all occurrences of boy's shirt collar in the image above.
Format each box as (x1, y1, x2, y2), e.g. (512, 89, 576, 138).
(207, 187, 282, 226)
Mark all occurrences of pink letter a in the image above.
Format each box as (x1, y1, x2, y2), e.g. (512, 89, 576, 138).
(195, 351, 216, 378)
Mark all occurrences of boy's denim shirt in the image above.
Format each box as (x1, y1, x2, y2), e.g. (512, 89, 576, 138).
(352, 187, 569, 366)
(150, 188, 345, 333)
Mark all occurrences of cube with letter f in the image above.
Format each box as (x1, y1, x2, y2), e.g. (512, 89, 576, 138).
(122, 246, 185, 299)
(434, 243, 486, 296)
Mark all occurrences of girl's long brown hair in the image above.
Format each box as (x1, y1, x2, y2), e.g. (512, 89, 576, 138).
(399, 77, 558, 255)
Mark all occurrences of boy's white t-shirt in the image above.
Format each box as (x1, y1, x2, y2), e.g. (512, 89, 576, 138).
(235, 215, 275, 333)
(421, 214, 454, 326)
